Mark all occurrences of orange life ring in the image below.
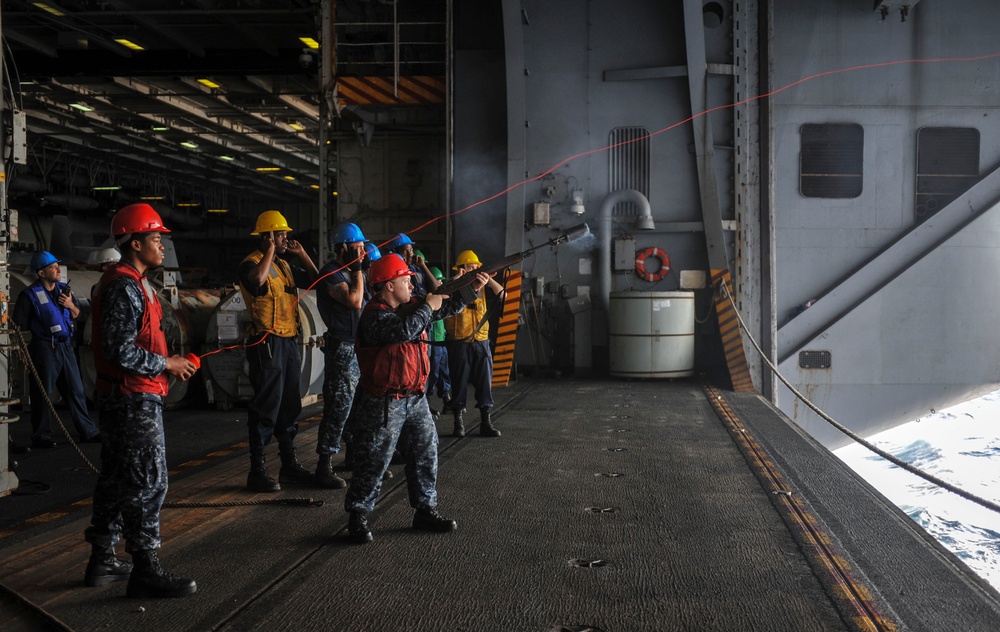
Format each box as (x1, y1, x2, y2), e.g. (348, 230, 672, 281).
(635, 247, 670, 283)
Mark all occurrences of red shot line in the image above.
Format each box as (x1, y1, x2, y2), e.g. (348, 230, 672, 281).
(192, 51, 1000, 361)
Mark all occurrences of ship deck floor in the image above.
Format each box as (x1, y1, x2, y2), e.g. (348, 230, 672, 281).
(2, 378, 1000, 631)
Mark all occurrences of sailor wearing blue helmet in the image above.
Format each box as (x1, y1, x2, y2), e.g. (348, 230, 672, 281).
(314, 222, 369, 488)
(14, 251, 101, 448)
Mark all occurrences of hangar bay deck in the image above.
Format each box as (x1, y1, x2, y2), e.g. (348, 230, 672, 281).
(2, 379, 999, 631)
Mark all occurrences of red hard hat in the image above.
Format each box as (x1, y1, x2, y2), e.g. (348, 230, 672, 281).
(111, 203, 171, 236)
(368, 253, 414, 286)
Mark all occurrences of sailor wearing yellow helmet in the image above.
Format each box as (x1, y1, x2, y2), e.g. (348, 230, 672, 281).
(443, 249, 504, 438)
(238, 210, 319, 493)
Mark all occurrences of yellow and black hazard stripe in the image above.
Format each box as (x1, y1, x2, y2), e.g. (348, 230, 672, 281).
(492, 270, 522, 387)
(710, 268, 755, 393)
(336, 76, 445, 106)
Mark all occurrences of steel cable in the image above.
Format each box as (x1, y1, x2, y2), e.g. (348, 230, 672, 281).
(719, 283, 1000, 516)
(5, 325, 322, 510)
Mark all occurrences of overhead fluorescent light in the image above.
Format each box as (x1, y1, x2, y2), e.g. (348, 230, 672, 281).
(180, 141, 198, 149)
(176, 202, 200, 207)
(33, 2, 65, 17)
(92, 186, 121, 191)
(207, 208, 229, 214)
(114, 38, 145, 51)
(140, 195, 165, 201)
(151, 126, 169, 132)
(70, 103, 94, 112)
(299, 37, 320, 49)
(284, 175, 297, 181)
(255, 167, 281, 172)
(288, 121, 306, 131)
(197, 78, 221, 89)
(219, 155, 235, 161)
(310, 184, 320, 190)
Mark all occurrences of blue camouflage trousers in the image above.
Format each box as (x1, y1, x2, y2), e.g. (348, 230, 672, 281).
(345, 390, 439, 514)
(85, 394, 167, 554)
(316, 339, 359, 455)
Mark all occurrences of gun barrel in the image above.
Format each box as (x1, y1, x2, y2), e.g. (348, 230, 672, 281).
(433, 252, 532, 295)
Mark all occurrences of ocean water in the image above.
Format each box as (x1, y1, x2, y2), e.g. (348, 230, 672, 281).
(836, 391, 1000, 591)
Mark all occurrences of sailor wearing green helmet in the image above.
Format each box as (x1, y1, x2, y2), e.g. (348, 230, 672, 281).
(425, 266, 453, 416)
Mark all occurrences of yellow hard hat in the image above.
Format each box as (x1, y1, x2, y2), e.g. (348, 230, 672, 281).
(453, 249, 482, 270)
(251, 210, 293, 235)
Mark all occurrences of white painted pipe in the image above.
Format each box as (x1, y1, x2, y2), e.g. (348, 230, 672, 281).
(599, 189, 652, 312)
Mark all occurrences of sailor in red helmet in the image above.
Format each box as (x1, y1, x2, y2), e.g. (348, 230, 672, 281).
(83, 203, 198, 598)
(344, 253, 492, 544)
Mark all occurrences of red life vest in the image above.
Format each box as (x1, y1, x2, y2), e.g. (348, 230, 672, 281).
(355, 298, 430, 396)
(92, 262, 169, 397)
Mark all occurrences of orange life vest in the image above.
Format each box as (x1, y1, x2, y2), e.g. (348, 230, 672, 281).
(355, 298, 430, 396)
(92, 262, 169, 397)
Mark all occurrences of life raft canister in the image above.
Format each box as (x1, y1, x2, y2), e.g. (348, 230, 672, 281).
(635, 247, 670, 283)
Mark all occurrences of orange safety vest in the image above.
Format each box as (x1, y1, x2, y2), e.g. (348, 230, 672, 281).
(92, 262, 169, 397)
(355, 298, 430, 396)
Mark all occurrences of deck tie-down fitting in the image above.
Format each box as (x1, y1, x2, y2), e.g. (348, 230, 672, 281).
(568, 558, 609, 568)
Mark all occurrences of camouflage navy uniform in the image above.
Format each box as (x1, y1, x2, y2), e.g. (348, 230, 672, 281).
(85, 275, 169, 554)
(345, 297, 466, 515)
(316, 266, 363, 456)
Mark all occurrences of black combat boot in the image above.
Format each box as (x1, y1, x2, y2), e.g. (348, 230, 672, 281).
(348, 512, 373, 544)
(84, 546, 132, 587)
(412, 508, 458, 532)
(314, 454, 347, 489)
(441, 391, 452, 411)
(126, 550, 197, 598)
(479, 407, 501, 437)
(453, 408, 465, 438)
(246, 451, 280, 493)
(278, 443, 314, 485)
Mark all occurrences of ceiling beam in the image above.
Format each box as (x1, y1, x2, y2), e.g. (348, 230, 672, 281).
(104, 0, 206, 57)
(106, 77, 320, 168)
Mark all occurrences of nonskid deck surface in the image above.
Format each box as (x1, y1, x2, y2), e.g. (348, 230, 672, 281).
(1, 378, 997, 631)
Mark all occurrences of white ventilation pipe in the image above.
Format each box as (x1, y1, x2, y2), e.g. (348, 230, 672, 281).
(599, 189, 653, 312)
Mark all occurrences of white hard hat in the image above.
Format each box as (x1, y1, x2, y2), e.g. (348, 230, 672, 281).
(98, 247, 121, 265)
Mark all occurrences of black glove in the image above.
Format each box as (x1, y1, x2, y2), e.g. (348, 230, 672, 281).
(349, 257, 363, 273)
(361, 254, 372, 271)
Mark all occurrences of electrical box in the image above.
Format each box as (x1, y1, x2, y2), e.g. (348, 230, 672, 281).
(12, 111, 27, 165)
(532, 202, 550, 226)
(679, 270, 707, 289)
(546, 281, 560, 295)
(568, 292, 591, 314)
(534, 276, 545, 295)
(7, 208, 17, 243)
(613, 237, 636, 271)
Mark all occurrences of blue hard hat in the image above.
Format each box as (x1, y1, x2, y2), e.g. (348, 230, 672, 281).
(364, 241, 382, 262)
(30, 251, 60, 272)
(385, 232, 414, 250)
(331, 222, 366, 245)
